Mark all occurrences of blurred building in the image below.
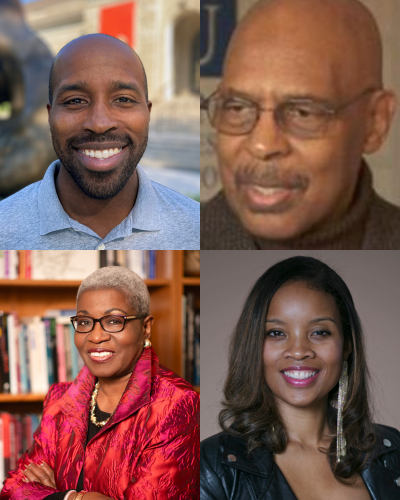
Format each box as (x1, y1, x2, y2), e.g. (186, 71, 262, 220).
(22, 0, 200, 195)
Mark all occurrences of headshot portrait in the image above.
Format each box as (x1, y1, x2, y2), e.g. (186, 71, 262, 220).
(0, 264, 199, 499)
(0, 29, 199, 250)
(201, 251, 400, 499)
(200, 0, 400, 249)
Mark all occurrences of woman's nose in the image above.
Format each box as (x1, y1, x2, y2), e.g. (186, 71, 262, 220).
(88, 321, 111, 342)
(283, 335, 315, 360)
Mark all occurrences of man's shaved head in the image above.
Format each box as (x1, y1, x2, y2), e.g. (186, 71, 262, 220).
(225, 0, 383, 95)
(49, 33, 148, 105)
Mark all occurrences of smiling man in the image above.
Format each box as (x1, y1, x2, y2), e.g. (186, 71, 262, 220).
(201, 0, 400, 249)
(0, 34, 199, 250)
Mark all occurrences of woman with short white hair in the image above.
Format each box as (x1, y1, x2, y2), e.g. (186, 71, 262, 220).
(1, 266, 199, 500)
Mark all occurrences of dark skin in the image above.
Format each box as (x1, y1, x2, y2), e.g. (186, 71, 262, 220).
(22, 288, 154, 499)
(47, 35, 152, 239)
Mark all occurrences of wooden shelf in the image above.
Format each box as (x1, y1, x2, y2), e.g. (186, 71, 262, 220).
(0, 278, 170, 288)
(0, 394, 46, 402)
(182, 276, 200, 286)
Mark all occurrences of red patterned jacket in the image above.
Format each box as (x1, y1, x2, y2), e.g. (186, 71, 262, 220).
(0, 348, 199, 500)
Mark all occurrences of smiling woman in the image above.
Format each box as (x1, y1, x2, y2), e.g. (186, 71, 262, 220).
(200, 256, 400, 500)
(1, 266, 199, 500)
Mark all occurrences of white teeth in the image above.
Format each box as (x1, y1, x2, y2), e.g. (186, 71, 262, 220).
(89, 351, 114, 358)
(79, 148, 123, 159)
(253, 186, 286, 196)
(283, 371, 318, 380)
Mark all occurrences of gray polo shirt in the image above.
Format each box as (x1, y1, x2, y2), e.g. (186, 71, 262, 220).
(0, 161, 199, 250)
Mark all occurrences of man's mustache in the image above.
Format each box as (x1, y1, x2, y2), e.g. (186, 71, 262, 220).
(235, 162, 309, 191)
(66, 133, 134, 149)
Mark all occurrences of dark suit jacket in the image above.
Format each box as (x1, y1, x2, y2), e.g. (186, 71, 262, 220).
(200, 425, 400, 499)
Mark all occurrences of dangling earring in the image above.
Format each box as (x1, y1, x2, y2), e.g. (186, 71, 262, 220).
(143, 339, 152, 349)
(337, 360, 348, 463)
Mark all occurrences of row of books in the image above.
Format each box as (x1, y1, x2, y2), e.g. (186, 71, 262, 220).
(182, 292, 200, 387)
(0, 311, 84, 394)
(0, 413, 40, 484)
(0, 250, 156, 281)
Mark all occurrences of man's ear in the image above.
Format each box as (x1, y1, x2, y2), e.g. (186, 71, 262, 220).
(363, 90, 396, 154)
(47, 103, 51, 124)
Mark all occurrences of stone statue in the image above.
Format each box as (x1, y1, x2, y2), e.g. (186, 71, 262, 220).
(0, 0, 56, 198)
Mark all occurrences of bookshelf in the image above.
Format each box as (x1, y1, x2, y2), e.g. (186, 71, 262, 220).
(0, 250, 199, 415)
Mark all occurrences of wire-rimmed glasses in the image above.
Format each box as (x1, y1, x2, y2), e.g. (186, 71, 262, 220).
(70, 314, 143, 333)
(201, 88, 378, 138)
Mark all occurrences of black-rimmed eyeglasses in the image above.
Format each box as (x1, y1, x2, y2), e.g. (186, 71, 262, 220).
(200, 87, 378, 138)
(70, 315, 144, 333)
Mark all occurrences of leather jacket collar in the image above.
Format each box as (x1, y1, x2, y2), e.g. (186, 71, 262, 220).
(201, 424, 400, 500)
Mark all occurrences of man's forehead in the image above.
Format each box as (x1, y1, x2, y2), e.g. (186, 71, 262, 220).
(56, 42, 139, 72)
(223, 42, 342, 101)
(224, 0, 382, 92)
(52, 41, 143, 93)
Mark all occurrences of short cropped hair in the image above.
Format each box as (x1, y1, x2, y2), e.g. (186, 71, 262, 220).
(77, 266, 150, 317)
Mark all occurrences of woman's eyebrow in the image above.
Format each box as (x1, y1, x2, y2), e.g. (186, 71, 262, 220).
(104, 307, 129, 314)
(308, 317, 337, 324)
(266, 317, 337, 324)
(75, 308, 129, 315)
(76, 309, 90, 314)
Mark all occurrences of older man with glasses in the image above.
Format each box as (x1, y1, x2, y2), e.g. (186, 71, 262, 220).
(201, 0, 399, 250)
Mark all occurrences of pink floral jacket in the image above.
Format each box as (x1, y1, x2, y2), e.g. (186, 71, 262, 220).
(0, 348, 199, 500)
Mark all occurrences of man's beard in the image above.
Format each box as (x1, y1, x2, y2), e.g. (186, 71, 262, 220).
(50, 128, 148, 200)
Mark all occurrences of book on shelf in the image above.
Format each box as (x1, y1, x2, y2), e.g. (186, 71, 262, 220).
(0, 311, 83, 394)
(0, 311, 10, 393)
(0, 413, 40, 484)
(0, 250, 157, 281)
(182, 292, 200, 387)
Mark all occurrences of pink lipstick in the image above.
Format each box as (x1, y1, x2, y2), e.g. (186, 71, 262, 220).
(280, 366, 321, 387)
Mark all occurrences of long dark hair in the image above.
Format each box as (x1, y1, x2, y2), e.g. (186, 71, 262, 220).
(219, 256, 376, 484)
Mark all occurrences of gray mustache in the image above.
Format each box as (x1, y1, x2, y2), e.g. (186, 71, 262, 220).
(235, 163, 309, 190)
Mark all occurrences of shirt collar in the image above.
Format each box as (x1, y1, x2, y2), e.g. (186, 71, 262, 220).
(38, 160, 161, 236)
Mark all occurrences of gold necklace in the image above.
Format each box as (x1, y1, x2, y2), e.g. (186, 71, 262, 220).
(90, 381, 115, 428)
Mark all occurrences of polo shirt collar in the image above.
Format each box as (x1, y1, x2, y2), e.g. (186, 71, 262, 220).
(38, 160, 161, 236)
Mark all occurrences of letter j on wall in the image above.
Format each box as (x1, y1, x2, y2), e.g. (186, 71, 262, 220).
(200, 0, 237, 76)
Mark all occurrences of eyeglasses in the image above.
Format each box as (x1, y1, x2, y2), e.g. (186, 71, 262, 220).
(70, 315, 143, 333)
(201, 88, 377, 138)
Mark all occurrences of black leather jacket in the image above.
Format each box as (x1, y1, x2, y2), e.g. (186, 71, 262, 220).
(200, 424, 400, 499)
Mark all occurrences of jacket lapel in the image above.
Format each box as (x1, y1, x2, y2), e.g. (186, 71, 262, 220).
(58, 347, 155, 443)
(361, 437, 400, 500)
(221, 434, 298, 500)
